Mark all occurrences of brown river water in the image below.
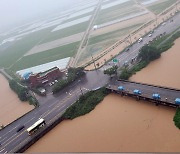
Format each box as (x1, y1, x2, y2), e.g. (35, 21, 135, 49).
(27, 38, 180, 152)
(0, 74, 33, 126)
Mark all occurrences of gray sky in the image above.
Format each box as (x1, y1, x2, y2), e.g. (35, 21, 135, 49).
(0, 0, 83, 32)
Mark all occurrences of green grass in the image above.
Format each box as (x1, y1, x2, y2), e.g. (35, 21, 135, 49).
(0, 27, 53, 68)
(95, 0, 139, 25)
(11, 41, 80, 71)
(40, 21, 89, 44)
(88, 23, 143, 45)
(78, 39, 117, 63)
(147, 0, 178, 14)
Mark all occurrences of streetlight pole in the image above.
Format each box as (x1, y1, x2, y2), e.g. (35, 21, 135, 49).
(79, 86, 83, 96)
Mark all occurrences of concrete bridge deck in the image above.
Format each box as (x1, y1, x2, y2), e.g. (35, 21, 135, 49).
(107, 79, 180, 107)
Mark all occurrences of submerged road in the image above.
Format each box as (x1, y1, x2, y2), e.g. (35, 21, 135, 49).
(0, 10, 180, 154)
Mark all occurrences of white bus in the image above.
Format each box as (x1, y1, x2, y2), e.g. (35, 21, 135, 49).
(27, 118, 46, 135)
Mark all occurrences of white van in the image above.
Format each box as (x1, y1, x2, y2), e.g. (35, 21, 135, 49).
(138, 38, 143, 43)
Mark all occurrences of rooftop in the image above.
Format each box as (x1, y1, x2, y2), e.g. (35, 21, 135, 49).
(16, 57, 71, 78)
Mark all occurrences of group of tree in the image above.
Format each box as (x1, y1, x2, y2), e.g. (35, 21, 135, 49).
(104, 65, 118, 77)
(119, 45, 160, 80)
(9, 79, 39, 107)
(52, 67, 85, 94)
(173, 108, 180, 129)
(9, 80, 28, 101)
(137, 45, 161, 62)
(62, 87, 109, 120)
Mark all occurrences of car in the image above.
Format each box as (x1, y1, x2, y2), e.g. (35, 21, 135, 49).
(138, 38, 143, 43)
(161, 22, 166, 26)
(51, 82, 55, 85)
(123, 61, 128, 66)
(55, 80, 58, 83)
(148, 33, 152, 37)
(125, 48, 130, 52)
(49, 83, 52, 86)
(17, 125, 25, 132)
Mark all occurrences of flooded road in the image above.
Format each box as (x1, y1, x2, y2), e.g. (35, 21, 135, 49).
(27, 38, 180, 152)
(0, 74, 33, 126)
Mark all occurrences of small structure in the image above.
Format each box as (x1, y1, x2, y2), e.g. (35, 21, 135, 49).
(133, 89, 142, 95)
(93, 25, 98, 30)
(29, 67, 64, 87)
(118, 86, 124, 91)
(152, 93, 161, 100)
(175, 98, 180, 105)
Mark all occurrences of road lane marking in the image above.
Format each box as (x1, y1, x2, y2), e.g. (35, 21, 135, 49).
(24, 117, 35, 125)
(0, 125, 20, 139)
(2, 88, 89, 151)
(1, 130, 26, 152)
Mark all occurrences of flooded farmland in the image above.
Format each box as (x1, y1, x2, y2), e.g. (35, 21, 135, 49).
(27, 38, 180, 152)
(0, 74, 33, 126)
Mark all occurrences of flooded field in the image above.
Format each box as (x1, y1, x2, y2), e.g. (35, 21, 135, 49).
(0, 74, 33, 126)
(27, 38, 180, 152)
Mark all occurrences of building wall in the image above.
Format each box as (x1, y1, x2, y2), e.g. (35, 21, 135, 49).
(29, 67, 64, 87)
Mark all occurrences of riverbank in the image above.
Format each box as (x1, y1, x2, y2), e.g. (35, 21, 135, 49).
(0, 74, 33, 126)
(130, 37, 180, 89)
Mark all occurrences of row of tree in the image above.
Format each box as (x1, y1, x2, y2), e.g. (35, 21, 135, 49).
(9, 80, 28, 101)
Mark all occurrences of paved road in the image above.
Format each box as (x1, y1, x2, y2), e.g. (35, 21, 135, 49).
(101, 12, 180, 71)
(72, 0, 103, 67)
(0, 11, 180, 154)
(0, 71, 109, 153)
(109, 79, 180, 104)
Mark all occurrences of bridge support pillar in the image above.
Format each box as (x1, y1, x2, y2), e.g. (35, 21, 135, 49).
(136, 96, 140, 101)
(156, 101, 159, 106)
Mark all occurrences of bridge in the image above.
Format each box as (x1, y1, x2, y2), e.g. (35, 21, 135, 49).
(107, 79, 180, 108)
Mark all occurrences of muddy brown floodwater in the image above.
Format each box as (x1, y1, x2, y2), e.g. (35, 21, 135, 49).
(130, 38, 180, 89)
(27, 38, 180, 152)
(0, 74, 33, 126)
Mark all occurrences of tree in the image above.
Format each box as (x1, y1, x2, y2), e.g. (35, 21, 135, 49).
(104, 65, 118, 77)
(138, 45, 160, 62)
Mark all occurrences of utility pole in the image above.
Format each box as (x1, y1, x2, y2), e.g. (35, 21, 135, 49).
(79, 86, 83, 96)
(91, 54, 97, 70)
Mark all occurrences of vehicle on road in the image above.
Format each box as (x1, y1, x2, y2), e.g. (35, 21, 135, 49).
(138, 38, 143, 43)
(148, 33, 152, 37)
(162, 22, 166, 26)
(125, 48, 130, 52)
(123, 61, 129, 67)
(26, 118, 46, 135)
(17, 125, 25, 132)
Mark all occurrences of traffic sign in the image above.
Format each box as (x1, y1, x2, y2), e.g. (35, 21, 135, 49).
(113, 58, 118, 63)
